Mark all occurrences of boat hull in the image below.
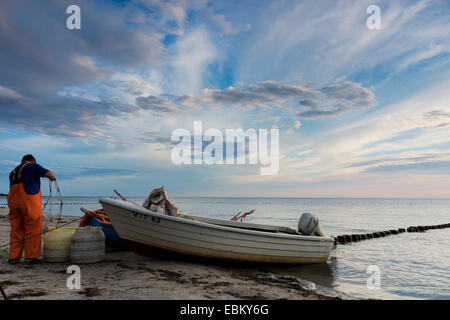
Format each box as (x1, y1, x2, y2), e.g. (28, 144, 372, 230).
(99, 198, 334, 264)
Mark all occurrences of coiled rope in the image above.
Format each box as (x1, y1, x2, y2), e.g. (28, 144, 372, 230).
(42, 180, 64, 232)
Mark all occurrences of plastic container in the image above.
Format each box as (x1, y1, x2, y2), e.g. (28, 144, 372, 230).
(43, 227, 76, 262)
(70, 227, 105, 264)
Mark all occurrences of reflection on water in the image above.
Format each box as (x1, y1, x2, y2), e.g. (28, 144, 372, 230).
(268, 259, 337, 289)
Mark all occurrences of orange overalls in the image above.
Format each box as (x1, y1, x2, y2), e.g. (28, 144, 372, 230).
(7, 162, 43, 260)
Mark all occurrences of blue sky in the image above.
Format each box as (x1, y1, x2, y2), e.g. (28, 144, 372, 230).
(0, 0, 449, 197)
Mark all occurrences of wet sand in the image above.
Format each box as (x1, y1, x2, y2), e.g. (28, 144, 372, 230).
(0, 208, 342, 300)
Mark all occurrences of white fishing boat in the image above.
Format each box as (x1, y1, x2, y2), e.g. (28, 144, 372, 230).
(99, 198, 334, 264)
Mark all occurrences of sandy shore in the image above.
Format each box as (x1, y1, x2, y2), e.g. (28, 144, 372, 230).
(0, 207, 341, 300)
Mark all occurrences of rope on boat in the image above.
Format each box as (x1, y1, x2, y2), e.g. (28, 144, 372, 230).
(332, 223, 450, 245)
(42, 180, 54, 232)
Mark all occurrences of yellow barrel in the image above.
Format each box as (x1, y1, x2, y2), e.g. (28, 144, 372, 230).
(70, 227, 105, 264)
(43, 227, 76, 262)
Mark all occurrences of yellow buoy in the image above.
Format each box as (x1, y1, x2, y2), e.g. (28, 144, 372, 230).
(43, 227, 76, 262)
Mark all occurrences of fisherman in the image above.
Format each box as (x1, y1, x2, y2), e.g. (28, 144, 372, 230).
(7, 154, 56, 264)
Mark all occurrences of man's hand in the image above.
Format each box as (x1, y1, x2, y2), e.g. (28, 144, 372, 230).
(45, 171, 56, 181)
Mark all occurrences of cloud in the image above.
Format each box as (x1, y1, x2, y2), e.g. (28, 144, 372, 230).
(258, 116, 281, 123)
(0, 0, 208, 138)
(0, 0, 449, 198)
(295, 79, 450, 175)
(425, 110, 450, 119)
(298, 82, 377, 119)
(0, 158, 137, 179)
(44, 166, 139, 181)
(423, 109, 450, 128)
(202, 81, 312, 108)
(136, 95, 182, 115)
(208, 13, 251, 35)
(1, 1, 383, 144)
(346, 155, 435, 169)
(0, 160, 19, 174)
(210, 14, 233, 34)
(178, 94, 200, 108)
(235, 0, 450, 84)
(398, 43, 449, 71)
(299, 99, 319, 108)
(0, 89, 136, 139)
(170, 28, 218, 94)
(366, 160, 450, 173)
(159, 1, 187, 28)
(344, 153, 450, 176)
(0, 86, 25, 100)
(0, 1, 180, 96)
(137, 131, 176, 147)
(201, 80, 376, 118)
(229, 77, 450, 190)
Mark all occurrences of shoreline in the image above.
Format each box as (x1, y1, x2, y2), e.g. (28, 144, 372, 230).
(0, 208, 349, 300)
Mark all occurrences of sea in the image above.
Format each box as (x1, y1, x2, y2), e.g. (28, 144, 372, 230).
(1, 196, 449, 300)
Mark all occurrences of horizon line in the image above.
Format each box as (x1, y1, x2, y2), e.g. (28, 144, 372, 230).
(2, 195, 447, 200)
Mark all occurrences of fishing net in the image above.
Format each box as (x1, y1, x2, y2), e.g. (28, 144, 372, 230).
(42, 180, 64, 233)
(142, 186, 178, 216)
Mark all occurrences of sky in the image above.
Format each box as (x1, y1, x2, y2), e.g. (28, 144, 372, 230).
(0, 0, 449, 198)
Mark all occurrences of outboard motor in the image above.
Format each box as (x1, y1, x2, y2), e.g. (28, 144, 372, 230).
(298, 212, 326, 236)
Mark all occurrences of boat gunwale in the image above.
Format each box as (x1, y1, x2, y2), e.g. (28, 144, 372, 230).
(99, 198, 334, 243)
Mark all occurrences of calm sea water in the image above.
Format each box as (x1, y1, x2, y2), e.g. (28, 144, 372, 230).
(1, 196, 449, 300)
